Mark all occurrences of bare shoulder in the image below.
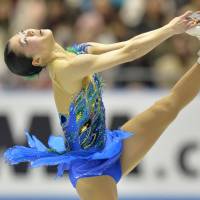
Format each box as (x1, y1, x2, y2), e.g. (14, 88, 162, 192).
(48, 59, 84, 94)
(48, 59, 72, 78)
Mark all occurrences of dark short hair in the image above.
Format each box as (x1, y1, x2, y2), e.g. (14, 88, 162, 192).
(4, 42, 44, 77)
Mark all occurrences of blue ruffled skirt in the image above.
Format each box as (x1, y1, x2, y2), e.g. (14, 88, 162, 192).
(4, 128, 133, 187)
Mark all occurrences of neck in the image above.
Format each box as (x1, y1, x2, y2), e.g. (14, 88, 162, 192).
(46, 43, 68, 67)
(51, 43, 67, 60)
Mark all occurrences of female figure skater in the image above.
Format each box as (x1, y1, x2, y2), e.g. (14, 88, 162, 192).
(3, 11, 200, 200)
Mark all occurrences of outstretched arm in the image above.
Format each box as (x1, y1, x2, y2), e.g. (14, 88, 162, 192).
(87, 11, 196, 55)
(53, 11, 197, 89)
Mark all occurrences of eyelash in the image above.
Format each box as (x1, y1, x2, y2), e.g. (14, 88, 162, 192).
(19, 29, 40, 46)
(24, 37, 28, 45)
(20, 30, 28, 45)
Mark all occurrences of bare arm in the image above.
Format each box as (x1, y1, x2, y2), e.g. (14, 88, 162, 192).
(87, 11, 195, 54)
(87, 30, 162, 54)
(54, 11, 197, 89)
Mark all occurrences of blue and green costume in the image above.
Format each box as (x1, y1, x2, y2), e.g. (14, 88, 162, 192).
(4, 43, 134, 188)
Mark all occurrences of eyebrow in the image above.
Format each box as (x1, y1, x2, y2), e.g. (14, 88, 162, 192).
(18, 31, 24, 36)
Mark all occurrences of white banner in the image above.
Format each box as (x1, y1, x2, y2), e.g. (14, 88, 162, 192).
(0, 89, 199, 198)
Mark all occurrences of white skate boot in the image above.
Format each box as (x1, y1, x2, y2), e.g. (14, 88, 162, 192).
(186, 12, 200, 40)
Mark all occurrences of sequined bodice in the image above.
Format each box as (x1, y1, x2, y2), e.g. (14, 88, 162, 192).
(4, 43, 134, 178)
(58, 44, 106, 152)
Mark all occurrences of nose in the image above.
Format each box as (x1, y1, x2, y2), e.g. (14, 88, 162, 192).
(26, 30, 35, 37)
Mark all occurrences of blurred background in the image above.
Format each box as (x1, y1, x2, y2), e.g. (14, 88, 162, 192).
(0, 0, 200, 200)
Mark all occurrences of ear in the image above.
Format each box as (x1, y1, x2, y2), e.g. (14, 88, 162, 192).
(32, 56, 42, 67)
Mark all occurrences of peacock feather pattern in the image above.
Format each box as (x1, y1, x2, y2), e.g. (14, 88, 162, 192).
(3, 43, 133, 179)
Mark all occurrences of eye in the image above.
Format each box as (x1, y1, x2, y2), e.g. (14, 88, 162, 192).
(20, 37, 28, 46)
(18, 31, 28, 46)
(24, 37, 28, 44)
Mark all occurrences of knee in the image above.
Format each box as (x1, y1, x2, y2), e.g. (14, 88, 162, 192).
(153, 94, 181, 121)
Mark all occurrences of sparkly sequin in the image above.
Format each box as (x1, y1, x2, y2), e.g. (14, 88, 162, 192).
(59, 43, 106, 152)
(4, 43, 134, 187)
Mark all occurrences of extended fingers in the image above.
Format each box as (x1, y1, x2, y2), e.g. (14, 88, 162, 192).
(182, 11, 200, 28)
(185, 11, 200, 22)
(181, 10, 193, 19)
(186, 20, 198, 29)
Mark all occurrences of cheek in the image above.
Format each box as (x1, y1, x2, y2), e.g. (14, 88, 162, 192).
(27, 38, 43, 55)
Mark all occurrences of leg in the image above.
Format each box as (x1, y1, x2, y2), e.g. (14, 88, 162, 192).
(76, 175, 118, 200)
(120, 62, 200, 176)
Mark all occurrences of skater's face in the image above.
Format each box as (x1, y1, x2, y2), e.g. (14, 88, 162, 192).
(9, 29, 55, 65)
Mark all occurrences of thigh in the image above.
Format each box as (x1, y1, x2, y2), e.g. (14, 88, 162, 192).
(119, 95, 179, 176)
(76, 175, 118, 200)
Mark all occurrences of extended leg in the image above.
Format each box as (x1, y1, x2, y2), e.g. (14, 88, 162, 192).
(120, 62, 200, 176)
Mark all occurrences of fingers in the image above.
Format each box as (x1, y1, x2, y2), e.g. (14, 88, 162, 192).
(184, 10, 200, 21)
(181, 10, 193, 19)
(181, 10, 200, 28)
(186, 20, 198, 29)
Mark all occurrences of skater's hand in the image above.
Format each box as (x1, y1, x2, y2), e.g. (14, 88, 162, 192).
(167, 11, 198, 35)
(186, 11, 200, 39)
